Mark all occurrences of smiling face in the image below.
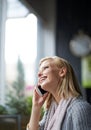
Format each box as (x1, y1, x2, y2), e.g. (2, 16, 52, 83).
(38, 59, 61, 94)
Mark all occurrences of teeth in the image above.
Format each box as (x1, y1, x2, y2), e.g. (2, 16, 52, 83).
(40, 78, 45, 81)
(40, 77, 46, 82)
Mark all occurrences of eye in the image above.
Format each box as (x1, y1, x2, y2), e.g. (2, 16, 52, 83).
(43, 66, 49, 70)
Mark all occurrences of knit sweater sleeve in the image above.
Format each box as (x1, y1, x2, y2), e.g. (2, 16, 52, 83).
(71, 100, 91, 130)
(39, 110, 48, 130)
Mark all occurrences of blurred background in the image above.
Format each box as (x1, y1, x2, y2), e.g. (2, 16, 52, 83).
(0, 0, 91, 129)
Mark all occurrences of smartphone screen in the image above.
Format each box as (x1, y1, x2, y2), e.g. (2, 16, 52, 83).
(36, 85, 47, 96)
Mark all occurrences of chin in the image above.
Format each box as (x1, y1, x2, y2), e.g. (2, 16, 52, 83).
(41, 84, 47, 89)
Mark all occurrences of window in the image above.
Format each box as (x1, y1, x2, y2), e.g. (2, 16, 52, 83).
(5, 13, 37, 96)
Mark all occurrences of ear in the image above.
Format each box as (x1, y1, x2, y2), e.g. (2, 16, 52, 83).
(59, 67, 67, 77)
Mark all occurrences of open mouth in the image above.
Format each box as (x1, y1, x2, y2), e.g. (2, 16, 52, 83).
(39, 76, 47, 83)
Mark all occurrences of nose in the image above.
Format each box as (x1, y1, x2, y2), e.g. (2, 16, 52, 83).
(38, 71, 42, 77)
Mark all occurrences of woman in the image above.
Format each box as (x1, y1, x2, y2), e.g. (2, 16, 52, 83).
(26, 56, 91, 130)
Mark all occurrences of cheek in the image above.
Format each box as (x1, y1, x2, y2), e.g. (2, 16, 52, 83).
(49, 71, 60, 81)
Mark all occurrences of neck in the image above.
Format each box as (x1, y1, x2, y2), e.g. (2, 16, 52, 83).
(52, 92, 62, 104)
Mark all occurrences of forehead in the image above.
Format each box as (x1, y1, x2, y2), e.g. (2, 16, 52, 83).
(39, 59, 54, 68)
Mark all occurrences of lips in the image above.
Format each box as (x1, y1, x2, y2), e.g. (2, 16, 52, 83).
(39, 76, 47, 83)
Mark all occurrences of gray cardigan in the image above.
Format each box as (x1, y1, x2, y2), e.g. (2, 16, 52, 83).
(39, 97, 91, 130)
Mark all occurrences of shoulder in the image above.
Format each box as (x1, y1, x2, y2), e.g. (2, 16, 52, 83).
(62, 97, 91, 130)
(67, 96, 91, 119)
(72, 97, 91, 109)
(69, 97, 91, 111)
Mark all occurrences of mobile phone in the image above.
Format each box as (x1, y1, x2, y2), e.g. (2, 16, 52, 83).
(36, 85, 47, 96)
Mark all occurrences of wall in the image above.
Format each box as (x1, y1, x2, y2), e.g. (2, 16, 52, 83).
(56, 0, 91, 100)
(20, 0, 56, 83)
(21, 0, 56, 57)
(0, 0, 7, 105)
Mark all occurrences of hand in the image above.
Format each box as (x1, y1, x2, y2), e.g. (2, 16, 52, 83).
(32, 88, 48, 108)
(27, 88, 48, 130)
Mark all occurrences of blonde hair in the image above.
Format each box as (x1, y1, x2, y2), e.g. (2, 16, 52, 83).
(39, 56, 82, 108)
